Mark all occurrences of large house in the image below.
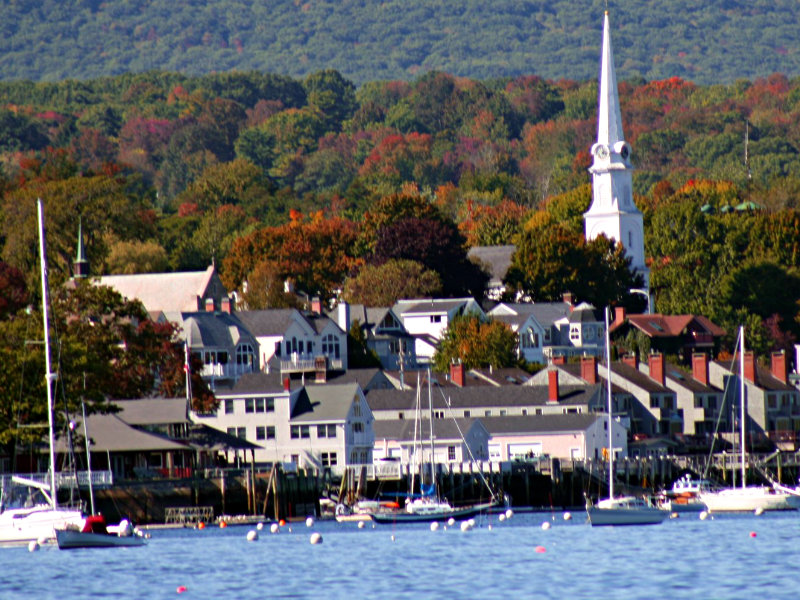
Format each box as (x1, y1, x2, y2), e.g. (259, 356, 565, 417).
(392, 298, 484, 362)
(338, 303, 417, 370)
(373, 418, 489, 464)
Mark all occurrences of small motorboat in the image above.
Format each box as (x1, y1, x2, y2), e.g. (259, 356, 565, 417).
(56, 515, 147, 549)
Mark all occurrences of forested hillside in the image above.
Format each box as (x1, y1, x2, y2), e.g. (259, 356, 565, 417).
(1, 0, 799, 85)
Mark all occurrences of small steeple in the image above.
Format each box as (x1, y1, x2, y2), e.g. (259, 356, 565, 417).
(597, 11, 624, 149)
(73, 218, 89, 279)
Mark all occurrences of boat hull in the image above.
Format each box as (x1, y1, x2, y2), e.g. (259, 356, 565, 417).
(370, 502, 496, 524)
(699, 486, 800, 512)
(587, 496, 669, 526)
(0, 506, 85, 544)
(56, 529, 146, 549)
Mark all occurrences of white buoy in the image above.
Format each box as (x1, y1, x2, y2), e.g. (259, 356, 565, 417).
(28, 541, 39, 552)
(505, 509, 514, 519)
(38, 535, 49, 546)
(460, 520, 473, 532)
(699, 511, 708, 520)
(563, 512, 572, 521)
(390, 534, 396, 541)
(447, 517, 455, 527)
(246, 530, 259, 542)
(310, 532, 323, 544)
(430, 521, 439, 531)
(498, 514, 506, 522)
(306, 517, 314, 527)
(541, 521, 551, 530)
(754, 507, 765, 516)
(270, 523, 279, 534)
(357, 521, 366, 529)
(256, 522, 264, 531)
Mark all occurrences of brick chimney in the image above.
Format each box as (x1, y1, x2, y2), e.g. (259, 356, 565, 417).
(649, 353, 665, 386)
(283, 377, 291, 392)
(548, 369, 559, 402)
(221, 296, 232, 314)
(692, 353, 708, 386)
(450, 362, 466, 387)
(204, 297, 215, 312)
(552, 355, 566, 365)
(771, 351, 787, 384)
(311, 297, 322, 314)
(743, 352, 756, 383)
(622, 353, 638, 370)
(614, 306, 626, 328)
(581, 356, 597, 384)
(563, 292, 574, 311)
(315, 356, 327, 383)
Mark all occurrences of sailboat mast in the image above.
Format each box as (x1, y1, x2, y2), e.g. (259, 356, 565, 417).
(37, 199, 58, 509)
(605, 307, 613, 500)
(739, 326, 746, 489)
(427, 368, 435, 495)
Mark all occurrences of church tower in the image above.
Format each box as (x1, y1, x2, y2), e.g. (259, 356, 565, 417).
(584, 12, 649, 290)
(72, 218, 89, 279)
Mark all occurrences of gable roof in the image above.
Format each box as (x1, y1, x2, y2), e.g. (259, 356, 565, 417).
(373, 417, 481, 442)
(291, 383, 362, 422)
(112, 398, 188, 425)
(467, 245, 515, 286)
(96, 265, 222, 313)
(180, 311, 254, 348)
(618, 314, 726, 338)
(489, 302, 572, 328)
(611, 361, 672, 393)
(236, 309, 297, 337)
(57, 413, 188, 453)
(480, 413, 601, 435)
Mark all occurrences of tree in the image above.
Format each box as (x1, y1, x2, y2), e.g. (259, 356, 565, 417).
(433, 314, 517, 372)
(104, 239, 169, 274)
(0, 262, 28, 319)
(342, 259, 442, 307)
(347, 320, 381, 368)
(239, 260, 303, 310)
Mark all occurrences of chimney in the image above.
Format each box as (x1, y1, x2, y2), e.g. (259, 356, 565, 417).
(743, 352, 756, 383)
(221, 296, 232, 314)
(563, 292, 574, 311)
(450, 362, 466, 387)
(311, 297, 322, 314)
(337, 301, 350, 333)
(692, 353, 708, 386)
(283, 377, 291, 392)
(315, 356, 327, 383)
(581, 356, 597, 384)
(649, 353, 665, 386)
(552, 355, 566, 365)
(622, 353, 638, 370)
(614, 306, 626, 327)
(205, 297, 215, 312)
(771, 351, 787, 384)
(548, 369, 559, 402)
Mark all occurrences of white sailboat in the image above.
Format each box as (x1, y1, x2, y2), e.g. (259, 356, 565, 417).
(699, 327, 800, 513)
(0, 200, 86, 544)
(586, 307, 668, 526)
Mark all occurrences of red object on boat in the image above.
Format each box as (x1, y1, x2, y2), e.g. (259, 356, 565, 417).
(82, 515, 108, 534)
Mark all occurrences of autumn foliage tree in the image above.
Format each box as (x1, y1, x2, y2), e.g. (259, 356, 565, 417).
(433, 313, 518, 372)
(342, 259, 442, 307)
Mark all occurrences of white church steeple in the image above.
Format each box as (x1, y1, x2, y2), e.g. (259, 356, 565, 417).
(584, 11, 649, 290)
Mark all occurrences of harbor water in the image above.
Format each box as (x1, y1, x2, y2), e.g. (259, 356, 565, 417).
(2, 511, 799, 599)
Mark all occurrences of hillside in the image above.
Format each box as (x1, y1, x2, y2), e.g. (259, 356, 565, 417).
(1, 0, 799, 85)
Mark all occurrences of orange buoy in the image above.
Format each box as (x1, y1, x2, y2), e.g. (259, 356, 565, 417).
(535, 546, 546, 553)
(750, 531, 757, 538)
(279, 519, 286, 527)
(197, 522, 205, 530)
(219, 520, 227, 528)
(177, 585, 188, 593)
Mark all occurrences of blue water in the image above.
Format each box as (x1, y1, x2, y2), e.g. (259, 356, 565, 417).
(2, 511, 799, 599)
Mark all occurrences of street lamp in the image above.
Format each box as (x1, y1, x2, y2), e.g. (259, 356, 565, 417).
(628, 288, 652, 314)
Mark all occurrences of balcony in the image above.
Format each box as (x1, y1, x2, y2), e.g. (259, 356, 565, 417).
(280, 355, 343, 373)
(200, 362, 255, 380)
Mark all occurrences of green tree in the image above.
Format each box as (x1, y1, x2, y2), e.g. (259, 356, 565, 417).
(433, 314, 517, 372)
(342, 259, 442, 307)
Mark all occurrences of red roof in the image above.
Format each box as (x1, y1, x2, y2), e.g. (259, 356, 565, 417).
(618, 314, 725, 338)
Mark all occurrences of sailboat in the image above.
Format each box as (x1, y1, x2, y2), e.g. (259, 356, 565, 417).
(0, 200, 86, 544)
(586, 307, 668, 526)
(698, 327, 800, 512)
(371, 371, 498, 523)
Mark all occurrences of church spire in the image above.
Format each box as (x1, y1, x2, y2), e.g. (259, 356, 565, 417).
(73, 218, 89, 279)
(597, 11, 624, 148)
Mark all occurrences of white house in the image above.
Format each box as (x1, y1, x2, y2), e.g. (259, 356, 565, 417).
(372, 418, 489, 464)
(334, 303, 417, 370)
(392, 298, 484, 362)
(488, 301, 571, 364)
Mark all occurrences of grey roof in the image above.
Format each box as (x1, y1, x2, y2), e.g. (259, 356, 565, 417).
(480, 413, 602, 435)
(186, 423, 261, 451)
(366, 384, 601, 411)
(567, 302, 601, 323)
(394, 298, 472, 316)
(467, 245, 515, 285)
(291, 383, 361, 422)
(112, 398, 188, 425)
(490, 302, 572, 327)
(57, 413, 188, 453)
(467, 368, 531, 386)
(308, 368, 394, 391)
(373, 417, 479, 442)
(95, 266, 220, 314)
(611, 362, 671, 393)
(550, 363, 629, 395)
(225, 371, 287, 395)
(236, 309, 296, 337)
(180, 311, 254, 348)
(664, 363, 718, 393)
(711, 361, 798, 392)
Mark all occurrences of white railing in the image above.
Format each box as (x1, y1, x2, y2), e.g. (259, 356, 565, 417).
(200, 363, 256, 378)
(280, 357, 343, 372)
(2, 470, 113, 489)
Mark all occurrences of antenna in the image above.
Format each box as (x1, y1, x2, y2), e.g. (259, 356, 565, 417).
(744, 120, 752, 181)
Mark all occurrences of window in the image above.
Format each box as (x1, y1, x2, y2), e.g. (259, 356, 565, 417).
(463, 410, 471, 418)
(434, 410, 444, 419)
(521, 409, 528, 416)
(266, 426, 275, 439)
(255, 398, 264, 412)
(650, 398, 660, 409)
(535, 408, 543, 415)
(224, 399, 234, 414)
(430, 315, 442, 323)
(236, 343, 254, 366)
(569, 325, 580, 342)
(236, 427, 246, 439)
(352, 402, 362, 417)
(448, 446, 456, 461)
(266, 398, 275, 412)
(352, 422, 364, 434)
(499, 410, 507, 416)
(317, 424, 336, 438)
(291, 425, 300, 439)
(275, 341, 282, 357)
(398, 412, 404, 419)
(321, 452, 338, 467)
(767, 395, 777, 409)
(245, 398, 255, 413)
(227, 427, 236, 436)
(256, 426, 266, 440)
(298, 340, 304, 354)
(694, 397, 703, 408)
(484, 410, 492, 417)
